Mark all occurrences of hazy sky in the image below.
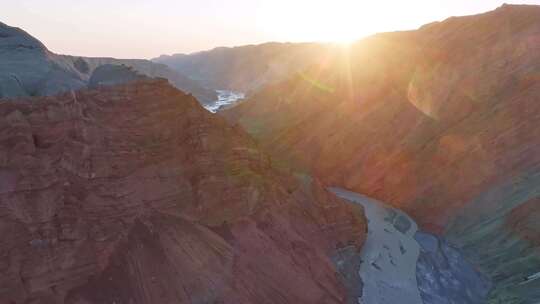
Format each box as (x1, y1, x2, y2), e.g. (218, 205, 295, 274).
(3, 0, 540, 59)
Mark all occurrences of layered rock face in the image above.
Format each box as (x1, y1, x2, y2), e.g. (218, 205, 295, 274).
(223, 4, 540, 303)
(154, 42, 336, 93)
(0, 21, 216, 104)
(224, 4, 540, 230)
(0, 80, 366, 303)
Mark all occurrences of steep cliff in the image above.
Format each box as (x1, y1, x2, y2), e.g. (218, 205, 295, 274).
(224, 4, 540, 231)
(0, 80, 366, 303)
(223, 4, 540, 303)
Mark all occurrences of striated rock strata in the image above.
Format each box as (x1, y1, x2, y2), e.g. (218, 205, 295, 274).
(224, 4, 540, 231)
(223, 5, 540, 303)
(0, 80, 366, 303)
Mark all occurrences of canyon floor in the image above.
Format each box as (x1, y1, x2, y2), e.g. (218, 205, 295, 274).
(331, 188, 491, 304)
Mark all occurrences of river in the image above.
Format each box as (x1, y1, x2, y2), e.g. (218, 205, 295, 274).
(204, 90, 245, 113)
(329, 187, 491, 304)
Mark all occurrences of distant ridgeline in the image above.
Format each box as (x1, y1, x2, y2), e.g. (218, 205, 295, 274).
(88, 64, 152, 88)
(0, 21, 217, 104)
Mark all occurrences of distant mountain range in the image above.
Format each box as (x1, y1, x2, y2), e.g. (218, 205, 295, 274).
(0, 21, 217, 104)
(1, 21, 340, 107)
(154, 42, 336, 94)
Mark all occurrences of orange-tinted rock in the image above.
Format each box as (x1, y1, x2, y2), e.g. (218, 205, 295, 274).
(0, 80, 366, 303)
(224, 4, 540, 232)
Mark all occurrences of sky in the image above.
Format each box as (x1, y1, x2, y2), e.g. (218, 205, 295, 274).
(3, 0, 540, 59)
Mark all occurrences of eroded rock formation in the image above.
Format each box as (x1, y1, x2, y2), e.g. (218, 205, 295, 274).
(0, 80, 366, 303)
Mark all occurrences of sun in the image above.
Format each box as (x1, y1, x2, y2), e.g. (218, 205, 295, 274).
(258, 0, 380, 43)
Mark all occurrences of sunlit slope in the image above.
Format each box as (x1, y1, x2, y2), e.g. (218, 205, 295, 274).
(224, 3, 540, 231)
(224, 5, 540, 303)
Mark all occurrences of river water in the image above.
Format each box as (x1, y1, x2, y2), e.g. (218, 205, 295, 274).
(329, 187, 491, 304)
(204, 90, 245, 113)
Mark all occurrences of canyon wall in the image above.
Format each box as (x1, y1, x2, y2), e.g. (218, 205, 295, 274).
(0, 80, 366, 303)
(223, 5, 540, 303)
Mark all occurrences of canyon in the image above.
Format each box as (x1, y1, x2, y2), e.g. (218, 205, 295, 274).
(1, 3, 540, 304)
(331, 188, 490, 304)
(223, 4, 540, 303)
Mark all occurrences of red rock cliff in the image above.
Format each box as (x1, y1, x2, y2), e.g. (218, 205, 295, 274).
(0, 79, 366, 303)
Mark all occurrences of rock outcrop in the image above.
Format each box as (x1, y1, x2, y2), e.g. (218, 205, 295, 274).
(58, 55, 218, 105)
(88, 64, 151, 88)
(0, 21, 86, 98)
(0, 80, 366, 303)
(0, 21, 217, 104)
(415, 232, 491, 304)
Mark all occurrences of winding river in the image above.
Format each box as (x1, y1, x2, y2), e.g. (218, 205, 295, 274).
(329, 187, 491, 304)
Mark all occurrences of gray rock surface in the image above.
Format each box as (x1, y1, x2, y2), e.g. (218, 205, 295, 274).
(57, 55, 217, 104)
(0, 21, 216, 104)
(0, 21, 85, 98)
(415, 232, 491, 304)
(88, 64, 150, 88)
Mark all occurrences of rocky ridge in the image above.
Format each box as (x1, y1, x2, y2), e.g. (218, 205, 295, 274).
(154, 42, 336, 94)
(0, 21, 216, 104)
(0, 80, 366, 303)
